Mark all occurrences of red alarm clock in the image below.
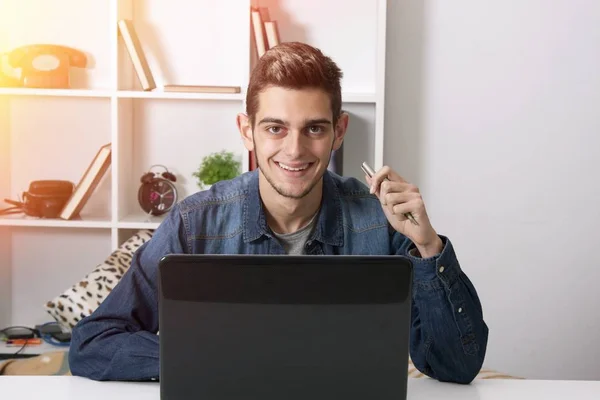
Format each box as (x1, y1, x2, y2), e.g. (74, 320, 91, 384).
(138, 165, 178, 216)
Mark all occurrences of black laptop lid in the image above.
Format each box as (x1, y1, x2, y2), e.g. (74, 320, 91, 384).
(158, 254, 413, 400)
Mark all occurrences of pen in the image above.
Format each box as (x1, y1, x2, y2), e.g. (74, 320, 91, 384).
(361, 162, 419, 226)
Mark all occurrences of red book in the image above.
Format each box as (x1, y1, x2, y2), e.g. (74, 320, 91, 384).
(249, 151, 257, 171)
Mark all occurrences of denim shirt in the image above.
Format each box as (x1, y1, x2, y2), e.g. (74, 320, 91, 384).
(69, 170, 489, 384)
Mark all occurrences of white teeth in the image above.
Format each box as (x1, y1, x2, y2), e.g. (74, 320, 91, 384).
(278, 162, 309, 171)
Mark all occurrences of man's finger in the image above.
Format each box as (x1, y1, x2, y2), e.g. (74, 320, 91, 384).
(366, 175, 384, 201)
(365, 175, 376, 195)
(379, 181, 414, 204)
(368, 165, 389, 193)
(392, 202, 415, 217)
(369, 165, 408, 193)
(385, 167, 408, 183)
(383, 191, 417, 207)
(378, 165, 408, 183)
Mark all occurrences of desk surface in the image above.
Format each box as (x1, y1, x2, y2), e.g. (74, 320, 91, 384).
(1, 376, 599, 399)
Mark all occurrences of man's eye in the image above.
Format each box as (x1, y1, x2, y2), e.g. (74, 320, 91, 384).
(308, 126, 324, 134)
(267, 126, 282, 134)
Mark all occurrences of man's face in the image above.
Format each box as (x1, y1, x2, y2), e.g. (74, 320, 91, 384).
(243, 86, 347, 199)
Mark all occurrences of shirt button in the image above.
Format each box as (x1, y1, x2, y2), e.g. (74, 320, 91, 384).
(458, 307, 463, 313)
(439, 266, 445, 273)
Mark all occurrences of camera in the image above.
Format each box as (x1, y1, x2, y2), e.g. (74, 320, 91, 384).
(3, 180, 74, 218)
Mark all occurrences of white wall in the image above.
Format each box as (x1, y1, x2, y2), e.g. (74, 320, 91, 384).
(384, 0, 600, 380)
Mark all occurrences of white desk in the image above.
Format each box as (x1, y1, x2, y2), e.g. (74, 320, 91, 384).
(0, 376, 599, 399)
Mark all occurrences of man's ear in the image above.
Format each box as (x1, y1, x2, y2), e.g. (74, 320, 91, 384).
(237, 113, 254, 151)
(332, 111, 349, 151)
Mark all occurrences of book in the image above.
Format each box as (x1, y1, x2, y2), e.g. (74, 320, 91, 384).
(257, 7, 271, 23)
(163, 85, 241, 94)
(59, 143, 112, 220)
(249, 150, 258, 171)
(251, 9, 267, 57)
(118, 19, 156, 91)
(264, 21, 280, 49)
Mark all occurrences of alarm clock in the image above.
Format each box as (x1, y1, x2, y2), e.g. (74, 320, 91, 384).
(138, 164, 178, 216)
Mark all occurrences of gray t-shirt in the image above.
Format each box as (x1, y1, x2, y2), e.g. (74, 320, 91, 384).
(272, 213, 318, 255)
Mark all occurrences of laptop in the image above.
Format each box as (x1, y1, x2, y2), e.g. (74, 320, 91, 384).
(158, 254, 413, 400)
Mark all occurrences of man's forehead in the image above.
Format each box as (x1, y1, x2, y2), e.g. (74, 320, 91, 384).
(256, 87, 333, 123)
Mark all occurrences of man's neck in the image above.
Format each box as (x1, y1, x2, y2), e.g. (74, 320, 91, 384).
(259, 177, 323, 235)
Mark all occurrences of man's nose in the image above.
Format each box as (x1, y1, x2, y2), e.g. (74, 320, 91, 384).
(283, 130, 305, 158)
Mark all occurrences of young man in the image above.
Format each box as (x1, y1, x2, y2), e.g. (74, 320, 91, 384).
(69, 42, 488, 384)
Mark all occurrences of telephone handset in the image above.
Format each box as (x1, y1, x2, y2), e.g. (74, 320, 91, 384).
(0, 53, 20, 87)
(6, 44, 87, 89)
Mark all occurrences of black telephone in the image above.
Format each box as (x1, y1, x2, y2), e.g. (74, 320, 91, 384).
(1, 180, 74, 218)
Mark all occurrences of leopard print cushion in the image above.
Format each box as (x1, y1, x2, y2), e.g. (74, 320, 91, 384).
(44, 229, 154, 331)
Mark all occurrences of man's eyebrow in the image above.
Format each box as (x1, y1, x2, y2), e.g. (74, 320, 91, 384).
(258, 117, 287, 125)
(303, 118, 332, 125)
(257, 117, 332, 126)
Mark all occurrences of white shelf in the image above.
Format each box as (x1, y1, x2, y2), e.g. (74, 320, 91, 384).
(0, 214, 112, 228)
(0, 213, 165, 230)
(0, 89, 375, 103)
(0, 88, 242, 101)
(117, 212, 166, 230)
(0, 0, 387, 328)
(116, 90, 245, 101)
(0, 88, 113, 98)
(342, 93, 377, 103)
(117, 91, 376, 103)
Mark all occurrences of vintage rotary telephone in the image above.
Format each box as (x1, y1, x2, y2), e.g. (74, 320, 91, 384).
(1, 180, 75, 218)
(1, 44, 87, 88)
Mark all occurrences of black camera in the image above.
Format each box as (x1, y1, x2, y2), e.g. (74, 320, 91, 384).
(2, 180, 74, 218)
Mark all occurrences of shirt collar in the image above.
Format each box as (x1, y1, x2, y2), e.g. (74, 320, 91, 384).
(243, 169, 344, 247)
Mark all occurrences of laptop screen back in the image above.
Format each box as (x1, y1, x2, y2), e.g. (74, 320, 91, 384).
(158, 254, 413, 400)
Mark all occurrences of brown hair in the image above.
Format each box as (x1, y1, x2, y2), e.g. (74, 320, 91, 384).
(246, 42, 343, 127)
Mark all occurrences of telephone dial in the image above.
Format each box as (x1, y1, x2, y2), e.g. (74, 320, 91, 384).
(1, 44, 87, 88)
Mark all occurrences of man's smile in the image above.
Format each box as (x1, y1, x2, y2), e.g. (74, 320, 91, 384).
(276, 161, 312, 171)
(275, 161, 315, 177)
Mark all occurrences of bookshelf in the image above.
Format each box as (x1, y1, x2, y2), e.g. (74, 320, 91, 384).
(0, 0, 388, 327)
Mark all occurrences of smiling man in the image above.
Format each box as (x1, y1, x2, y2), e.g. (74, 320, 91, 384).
(238, 83, 345, 238)
(69, 42, 489, 384)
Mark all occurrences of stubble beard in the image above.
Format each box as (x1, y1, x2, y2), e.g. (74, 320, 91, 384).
(252, 138, 334, 200)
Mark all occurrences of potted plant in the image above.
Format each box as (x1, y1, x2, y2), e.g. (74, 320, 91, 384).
(192, 150, 241, 189)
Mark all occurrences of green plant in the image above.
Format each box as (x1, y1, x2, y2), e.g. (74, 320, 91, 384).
(192, 150, 241, 189)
